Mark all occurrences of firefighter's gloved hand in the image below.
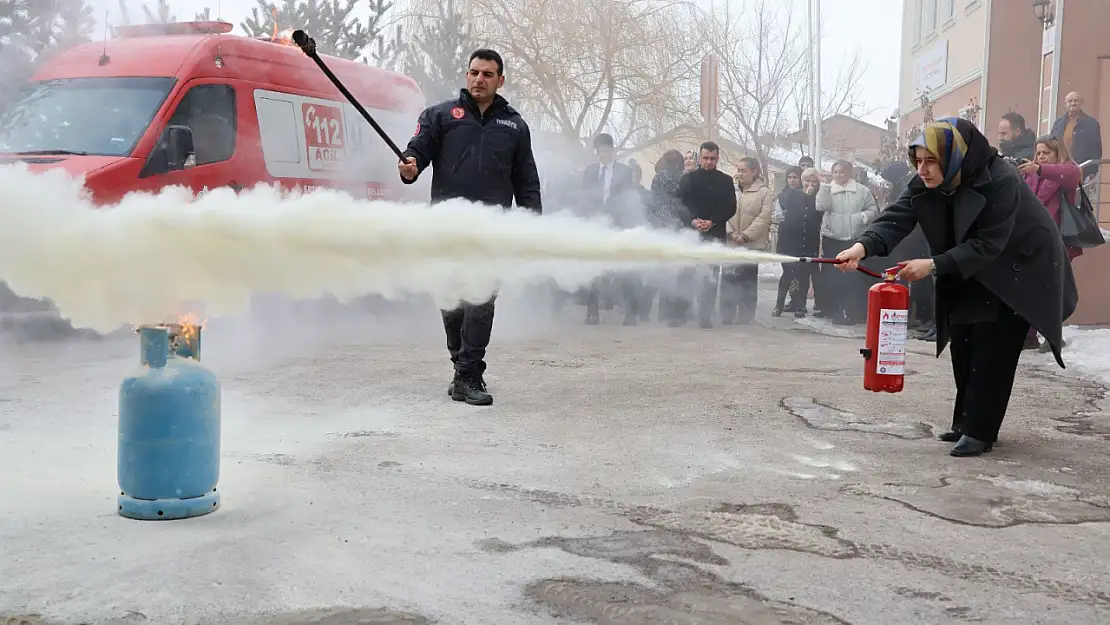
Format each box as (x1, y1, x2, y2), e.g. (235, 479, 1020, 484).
(897, 258, 933, 282)
(835, 243, 866, 271)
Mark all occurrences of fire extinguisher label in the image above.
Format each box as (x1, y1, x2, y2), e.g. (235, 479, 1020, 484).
(876, 308, 909, 375)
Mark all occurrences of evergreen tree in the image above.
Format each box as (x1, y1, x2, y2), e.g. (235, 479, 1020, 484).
(140, 0, 174, 23)
(400, 0, 475, 102)
(239, 0, 395, 63)
(0, 0, 94, 103)
(115, 0, 213, 26)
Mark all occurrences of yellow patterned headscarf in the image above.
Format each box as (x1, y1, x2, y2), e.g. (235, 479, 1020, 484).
(908, 117, 969, 189)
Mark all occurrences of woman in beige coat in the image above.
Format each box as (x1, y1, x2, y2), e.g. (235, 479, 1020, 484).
(723, 156, 775, 324)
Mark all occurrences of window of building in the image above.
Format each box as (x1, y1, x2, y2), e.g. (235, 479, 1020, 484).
(166, 84, 237, 166)
(944, 0, 956, 22)
(923, 0, 938, 35)
(913, 0, 923, 44)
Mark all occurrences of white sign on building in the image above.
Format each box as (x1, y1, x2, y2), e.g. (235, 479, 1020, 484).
(1042, 24, 1056, 55)
(914, 39, 949, 94)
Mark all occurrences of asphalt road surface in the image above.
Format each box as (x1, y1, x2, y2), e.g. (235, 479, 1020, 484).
(2, 288, 1109, 625)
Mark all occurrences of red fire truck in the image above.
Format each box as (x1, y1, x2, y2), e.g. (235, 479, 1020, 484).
(0, 21, 427, 204)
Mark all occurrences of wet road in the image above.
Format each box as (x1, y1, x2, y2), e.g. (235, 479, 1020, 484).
(2, 291, 1109, 624)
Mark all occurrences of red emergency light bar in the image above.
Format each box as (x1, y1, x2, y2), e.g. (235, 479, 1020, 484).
(113, 21, 234, 38)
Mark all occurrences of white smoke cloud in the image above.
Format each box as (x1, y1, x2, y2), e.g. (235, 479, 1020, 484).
(0, 164, 796, 332)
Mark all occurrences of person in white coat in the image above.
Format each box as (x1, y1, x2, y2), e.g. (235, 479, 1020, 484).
(816, 160, 879, 324)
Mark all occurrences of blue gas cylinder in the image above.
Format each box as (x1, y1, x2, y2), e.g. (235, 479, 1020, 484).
(117, 324, 221, 520)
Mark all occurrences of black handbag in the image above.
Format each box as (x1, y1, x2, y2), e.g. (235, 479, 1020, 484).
(1059, 184, 1105, 248)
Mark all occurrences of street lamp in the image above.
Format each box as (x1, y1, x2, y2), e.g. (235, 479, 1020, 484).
(1032, 0, 1054, 26)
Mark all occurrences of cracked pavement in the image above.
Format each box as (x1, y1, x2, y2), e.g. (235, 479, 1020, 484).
(2, 287, 1110, 624)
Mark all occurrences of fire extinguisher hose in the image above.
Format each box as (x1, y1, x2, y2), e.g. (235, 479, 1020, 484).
(795, 256, 885, 279)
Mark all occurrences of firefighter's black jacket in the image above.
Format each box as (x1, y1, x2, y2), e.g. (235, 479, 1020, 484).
(401, 89, 542, 213)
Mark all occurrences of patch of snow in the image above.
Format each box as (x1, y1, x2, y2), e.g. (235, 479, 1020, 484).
(977, 474, 1079, 497)
(793, 315, 865, 339)
(1035, 326, 1110, 386)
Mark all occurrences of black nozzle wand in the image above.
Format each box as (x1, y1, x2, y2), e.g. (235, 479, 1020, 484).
(797, 256, 884, 279)
(291, 30, 406, 161)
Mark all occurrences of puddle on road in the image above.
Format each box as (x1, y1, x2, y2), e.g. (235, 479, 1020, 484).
(781, 397, 933, 440)
(247, 608, 429, 624)
(2, 608, 431, 625)
(843, 474, 1110, 527)
(519, 530, 850, 624)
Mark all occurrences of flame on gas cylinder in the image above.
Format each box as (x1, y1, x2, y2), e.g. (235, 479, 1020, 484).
(177, 313, 205, 345)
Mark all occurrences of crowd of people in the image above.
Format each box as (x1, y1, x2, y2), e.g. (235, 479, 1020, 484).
(558, 137, 910, 332)
(556, 105, 1099, 352)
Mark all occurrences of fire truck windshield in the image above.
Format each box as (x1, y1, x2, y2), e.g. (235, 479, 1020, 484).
(0, 77, 175, 157)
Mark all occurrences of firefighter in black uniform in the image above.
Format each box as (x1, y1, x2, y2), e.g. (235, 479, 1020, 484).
(398, 48, 543, 406)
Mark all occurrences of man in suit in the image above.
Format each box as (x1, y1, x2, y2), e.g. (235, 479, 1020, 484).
(581, 133, 639, 324)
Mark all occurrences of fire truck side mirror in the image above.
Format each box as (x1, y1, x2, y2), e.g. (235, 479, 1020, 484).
(164, 125, 195, 171)
(140, 125, 195, 178)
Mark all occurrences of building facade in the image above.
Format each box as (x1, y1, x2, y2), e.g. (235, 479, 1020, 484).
(899, 0, 1110, 323)
(784, 115, 897, 166)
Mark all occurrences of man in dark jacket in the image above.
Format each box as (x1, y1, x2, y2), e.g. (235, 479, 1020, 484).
(674, 141, 737, 328)
(837, 117, 1077, 458)
(997, 112, 1035, 162)
(1051, 92, 1102, 178)
(399, 48, 542, 406)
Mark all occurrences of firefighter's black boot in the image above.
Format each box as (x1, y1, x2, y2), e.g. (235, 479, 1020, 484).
(452, 371, 493, 406)
(448, 370, 459, 396)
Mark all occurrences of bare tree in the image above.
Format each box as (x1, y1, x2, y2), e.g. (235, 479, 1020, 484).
(783, 49, 869, 154)
(453, 0, 701, 155)
(699, 0, 869, 165)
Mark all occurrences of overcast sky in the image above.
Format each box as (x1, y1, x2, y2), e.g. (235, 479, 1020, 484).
(87, 0, 903, 126)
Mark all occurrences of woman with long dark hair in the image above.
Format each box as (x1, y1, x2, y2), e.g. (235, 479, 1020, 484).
(646, 149, 690, 321)
(837, 117, 1077, 457)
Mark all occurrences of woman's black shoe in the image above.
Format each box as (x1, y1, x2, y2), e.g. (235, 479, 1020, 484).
(771, 307, 783, 317)
(938, 430, 961, 442)
(950, 435, 992, 457)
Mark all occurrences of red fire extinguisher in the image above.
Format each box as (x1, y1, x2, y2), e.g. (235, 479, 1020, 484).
(797, 257, 913, 393)
(861, 266, 911, 393)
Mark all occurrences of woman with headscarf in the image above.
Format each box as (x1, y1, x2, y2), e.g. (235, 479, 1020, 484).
(836, 117, 1077, 458)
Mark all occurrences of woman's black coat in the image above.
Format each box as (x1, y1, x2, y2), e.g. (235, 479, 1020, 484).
(648, 169, 688, 229)
(857, 155, 1078, 368)
(775, 187, 822, 256)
